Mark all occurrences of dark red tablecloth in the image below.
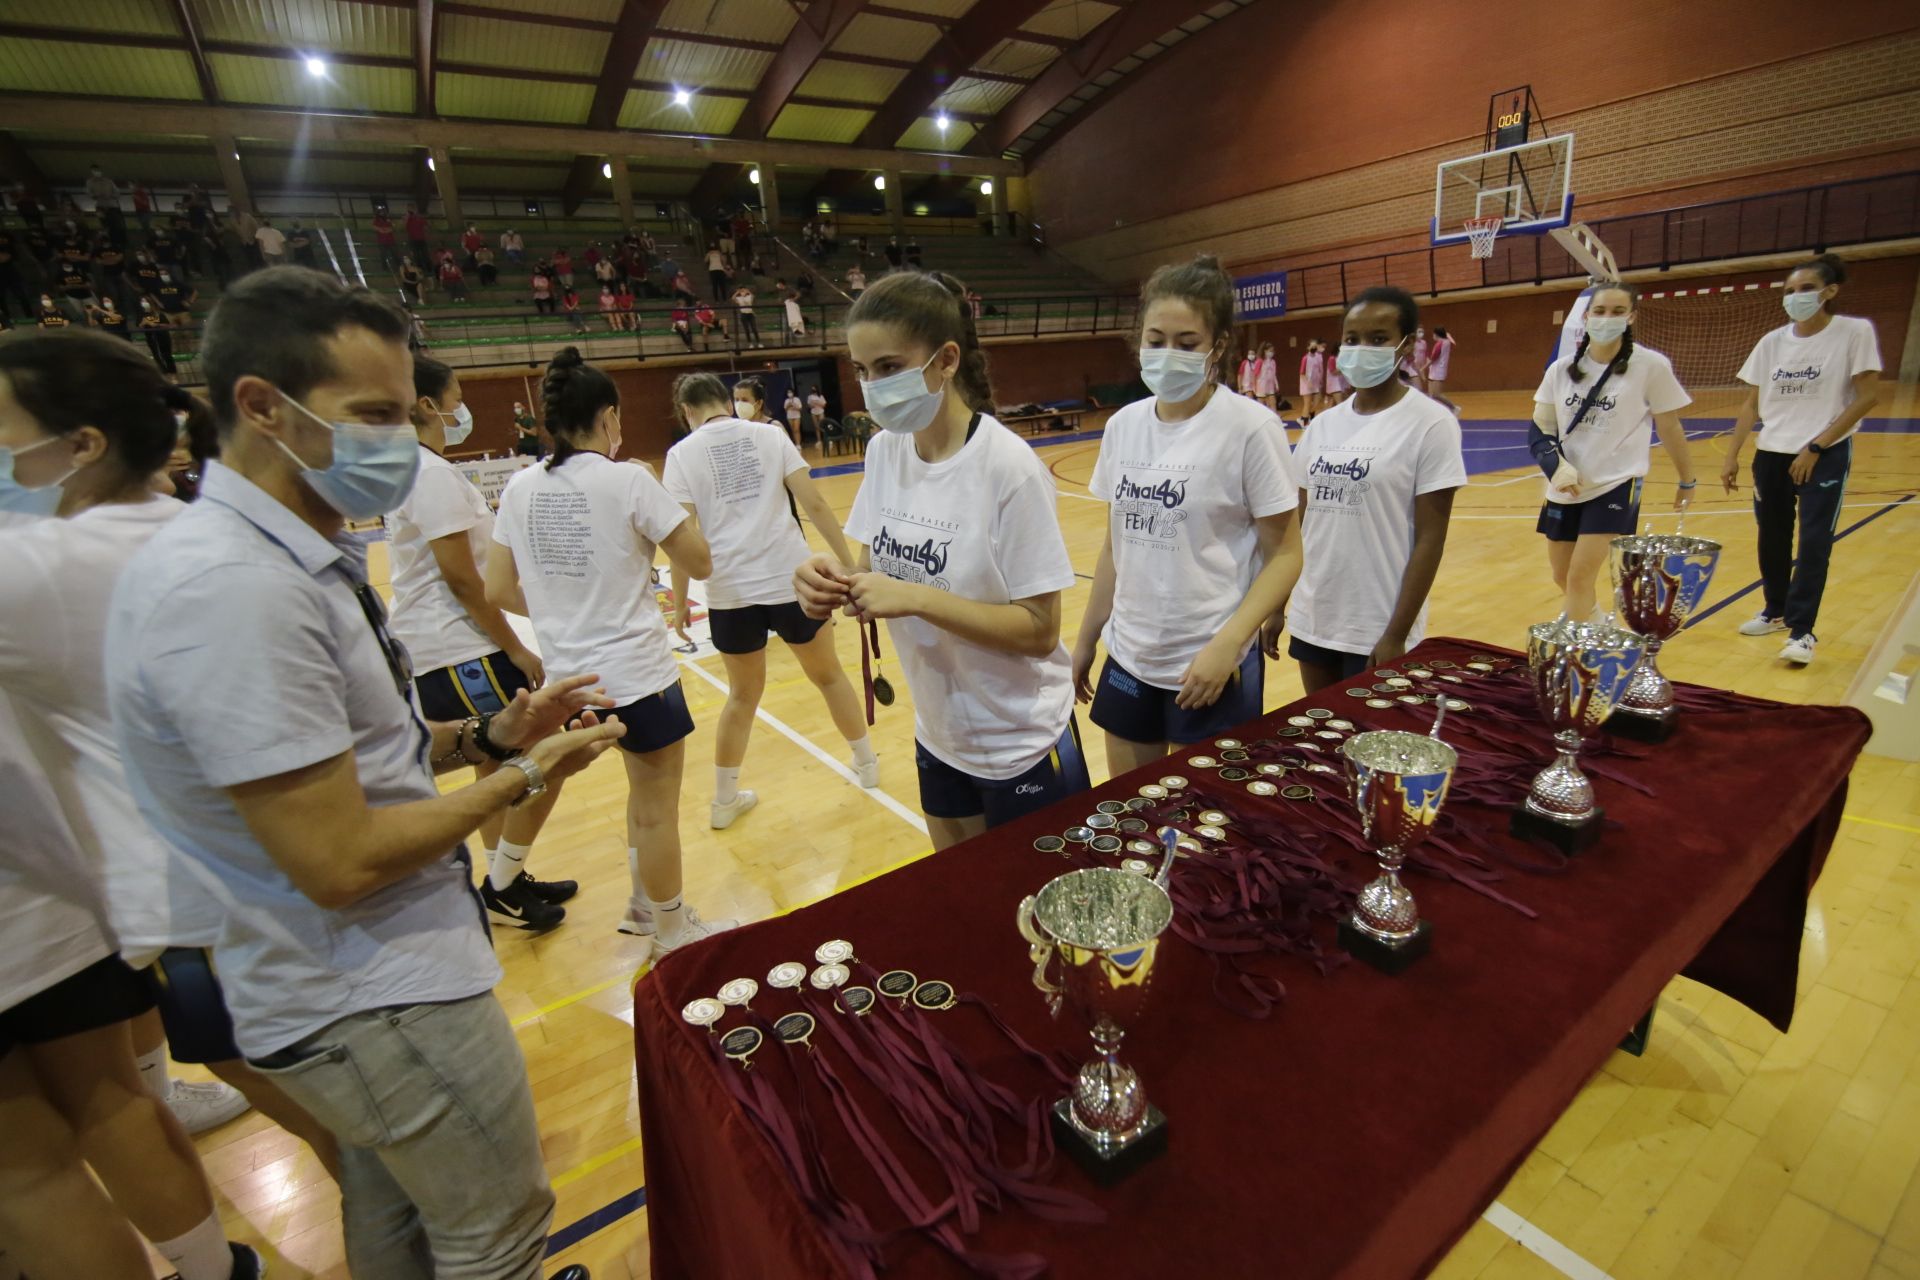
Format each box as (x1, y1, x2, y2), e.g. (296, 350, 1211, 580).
(634, 637, 1869, 1280)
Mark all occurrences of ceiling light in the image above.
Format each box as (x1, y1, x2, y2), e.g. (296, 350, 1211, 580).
(673, 88, 692, 107)
(980, 179, 993, 195)
(305, 56, 327, 77)
(602, 161, 612, 179)
(873, 174, 886, 191)
(935, 113, 951, 131)
(426, 155, 436, 172)
(749, 167, 761, 184)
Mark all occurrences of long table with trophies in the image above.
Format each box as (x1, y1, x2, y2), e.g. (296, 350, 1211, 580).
(632, 634, 1870, 1280)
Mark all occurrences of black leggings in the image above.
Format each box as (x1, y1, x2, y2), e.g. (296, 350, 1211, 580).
(1751, 442, 1850, 639)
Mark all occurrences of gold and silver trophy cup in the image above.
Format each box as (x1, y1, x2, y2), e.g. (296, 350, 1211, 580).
(1335, 730, 1458, 974)
(1017, 865, 1173, 1183)
(1511, 619, 1647, 853)
(1606, 533, 1722, 742)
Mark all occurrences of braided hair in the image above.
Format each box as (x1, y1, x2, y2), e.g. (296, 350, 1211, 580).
(1568, 281, 1638, 383)
(845, 269, 994, 411)
(540, 346, 619, 470)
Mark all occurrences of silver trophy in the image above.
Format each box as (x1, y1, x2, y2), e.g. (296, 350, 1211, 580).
(1017, 864, 1173, 1182)
(1514, 619, 1647, 853)
(1608, 533, 1722, 741)
(1336, 730, 1457, 973)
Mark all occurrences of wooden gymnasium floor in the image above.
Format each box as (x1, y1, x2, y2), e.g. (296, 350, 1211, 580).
(180, 382, 1920, 1280)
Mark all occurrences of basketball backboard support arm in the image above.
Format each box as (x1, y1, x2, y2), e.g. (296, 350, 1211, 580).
(1549, 223, 1620, 281)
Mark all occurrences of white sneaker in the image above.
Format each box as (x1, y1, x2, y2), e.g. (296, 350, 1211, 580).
(652, 908, 739, 957)
(1739, 612, 1787, 636)
(710, 789, 758, 830)
(853, 757, 880, 789)
(167, 1078, 252, 1135)
(1780, 634, 1817, 665)
(618, 895, 654, 936)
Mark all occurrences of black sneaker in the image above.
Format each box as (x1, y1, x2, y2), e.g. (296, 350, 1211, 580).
(521, 872, 579, 904)
(551, 1267, 590, 1279)
(483, 874, 566, 930)
(167, 1243, 266, 1280)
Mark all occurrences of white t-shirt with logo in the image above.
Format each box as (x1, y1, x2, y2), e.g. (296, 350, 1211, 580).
(493, 453, 689, 703)
(388, 448, 497, 673)
(846, 416, 1078, 779)
(1533, 344, 1690, 504)
(1089, 388, 1298, 687)
(663, 418, 811, 610)
(1737, 315, 1882, 454)
(1289, 390, 1468, 656)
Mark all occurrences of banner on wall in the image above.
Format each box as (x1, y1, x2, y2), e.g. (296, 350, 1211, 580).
(1233, 270, 1289, 320)
(456, 456, 534, 507)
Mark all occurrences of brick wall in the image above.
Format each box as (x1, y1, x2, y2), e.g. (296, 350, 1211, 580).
(1033, 0, 1920, 285)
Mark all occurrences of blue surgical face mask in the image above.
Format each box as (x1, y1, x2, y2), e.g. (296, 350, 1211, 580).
(1783, 290, 1825, 322)
(440, 401, 473, 447)
(1336, 342, 1403, 389)
(1139, 347, 1211, 403)
(1584, 315, 1630, 345)
(275, 393, 421, 520)
(0, 435, 76, 518)
(860, 352, 945, 434)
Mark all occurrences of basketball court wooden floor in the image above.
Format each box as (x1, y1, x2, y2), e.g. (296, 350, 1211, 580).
(176, 384, 1920, 1280)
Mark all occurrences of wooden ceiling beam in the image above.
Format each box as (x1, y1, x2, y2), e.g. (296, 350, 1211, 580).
(853, 0, 1051, 148)
(563, 0, 672, 214)
(733, 0, 869, 141)
(165, 0, 219, 102)
(414, 0, 436, 116)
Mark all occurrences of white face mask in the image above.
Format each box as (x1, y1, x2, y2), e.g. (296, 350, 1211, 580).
(1783, 290, 1825, 322)
(1139, 347, 1212, 403)
(733, 401, 755, 418)
(440, 401, 474, 446)
(860, 352, 946, 434)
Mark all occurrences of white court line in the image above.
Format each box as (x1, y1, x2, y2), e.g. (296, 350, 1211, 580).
(674, 653, 929, 835)
(1482, 1201, 1615, 1280)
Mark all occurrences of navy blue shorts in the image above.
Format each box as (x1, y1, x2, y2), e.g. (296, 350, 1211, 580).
(148, 947, 242, 1064)
(413, 650, 535, 721)
(1537, 477, 1643, 543)
(1288, 635, 1371, 680)
(610, 681, 696, 755)
(708, 601, 827, 655)
(916, 716, 1091, 828)
(1088, 650, 1264, 746)
(1, 954, 156, 1058)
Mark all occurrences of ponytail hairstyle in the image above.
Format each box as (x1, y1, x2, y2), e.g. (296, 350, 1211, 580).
(1568, 280, 1638, 383)
(540, 346, 619, 470)
(672, 371, 731, 425)
(0, 327, 181, 481)
(410, 352, 454, 427)
(1140, 253, 1236, 384)
(731, 375, 767, 418)
(1791, 252, 1847, 313)
(845, 269, 994, 411)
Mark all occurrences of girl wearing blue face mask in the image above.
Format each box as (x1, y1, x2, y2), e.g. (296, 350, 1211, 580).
(1719, 253, 1882, 667)
(1281, 286, 1469, 692)
(794, 270, 1089, 849)
(1071, 253, 1303, 776)
(1529, 281, 1696, 622)
(389, 354, 570, 931)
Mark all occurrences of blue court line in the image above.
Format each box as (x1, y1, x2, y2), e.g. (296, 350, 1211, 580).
(545, 1185, 648, 1257)
(1683, 491, 1917, 631)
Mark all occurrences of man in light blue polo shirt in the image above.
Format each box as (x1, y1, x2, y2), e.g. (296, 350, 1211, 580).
(106, 267, 618, 1280)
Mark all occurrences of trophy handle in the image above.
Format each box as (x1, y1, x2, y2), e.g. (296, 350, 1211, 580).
(1016, 895, 1064, 1001)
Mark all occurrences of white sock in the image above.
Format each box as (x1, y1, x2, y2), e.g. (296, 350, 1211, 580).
(136, 1043, 170, 1099)
(628, 847, 644, 898)
(650, 894, 686, 944)
(490, 839, 530, 891)
(155, 1212, 230, 1280)
(848, 735, 877, 767)
(715, 766, 741, 805)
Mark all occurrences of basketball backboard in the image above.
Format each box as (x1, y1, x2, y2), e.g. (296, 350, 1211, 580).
(1432, 132, 1575, 246)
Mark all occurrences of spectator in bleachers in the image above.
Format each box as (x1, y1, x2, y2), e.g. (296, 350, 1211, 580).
(561, 286, 586, 333)
(885, 236, 903, 268)
(851, 232, 868, 261)
(822, 215, 837, 254)
(12, 184, 45, 230)
(213, 219, 243, 285)
(782, 283, 805, 341)
(184, 183, 211, 234)
(371, 209, 399, 271)
(287, 220, 316, 269)
(846, 264, 867, 297)
(37, 293, 69, 328)
(93, 233, 125, 297)
(405, 203, 430, 268)
(154, 271, 194, 327)
(705, 245, 729, 301)
(55, 258, 93, 323)
(254, 218, 286, 267)
(671, 267, 696, 305)
(461, 224, 483, 271)
(599, 284, 620, 331)
(130, 247, 160, 297)
(730, 284, 762, 349)
(552, 247, 575, 289)
(500, 227, 525, 264)
(137, 297, 175, 374)
(131, 181, 153, 233)
(594, 254, 617, 291)
(693, 300, 725, 348)
(229, 206, 260, 268)
(86, 165, 125, 246)
(670, 304, 693, 351)
(150, 217, 188, 282)
(86, 293, 130, 339)
(475, 243, 497, 288)
(531, 264, 554, 313)
(398, 256, 424, 306)
(615, 282, 636, 332)
(906, 237, 922, 268)
(0, 226, 28, 321)
(438, 252, 469, 303)
(717, 225, 737, 270)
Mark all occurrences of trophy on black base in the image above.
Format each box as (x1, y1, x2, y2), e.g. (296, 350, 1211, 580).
(1336, 729, 1457, 975)
(1017, 865, 1173, 1184)
(1511, 619, 1647, 854)
(1606, 533, 1722, 742)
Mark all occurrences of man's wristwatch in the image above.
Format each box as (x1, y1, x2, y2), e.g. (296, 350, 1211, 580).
(504, 755, 546, 806)
(1807, 442, 1826, 456)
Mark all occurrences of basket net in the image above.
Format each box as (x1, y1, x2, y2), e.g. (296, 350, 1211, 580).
(1464, 215, 1505, 260)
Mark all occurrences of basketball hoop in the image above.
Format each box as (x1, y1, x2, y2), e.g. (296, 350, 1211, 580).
(1464, 215, 1505, 259)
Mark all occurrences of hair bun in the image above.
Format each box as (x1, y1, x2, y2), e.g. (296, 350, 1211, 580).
(550, 346, 584, 370)
(1191, 253, 1224, 273)
(161, 385, 195, 411)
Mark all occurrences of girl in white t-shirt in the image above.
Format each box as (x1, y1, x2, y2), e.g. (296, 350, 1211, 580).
(1720, 253, 1883, 666)
(1279, 287, 1469, 692)
(392, 355, 571, 931)
(1528, 282, 1697, 622)
(1072, 253, 1303, 775)
(664, 373, 878, 829)
(487, 348, 730, 955)
(795, 271, 1088, 850)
